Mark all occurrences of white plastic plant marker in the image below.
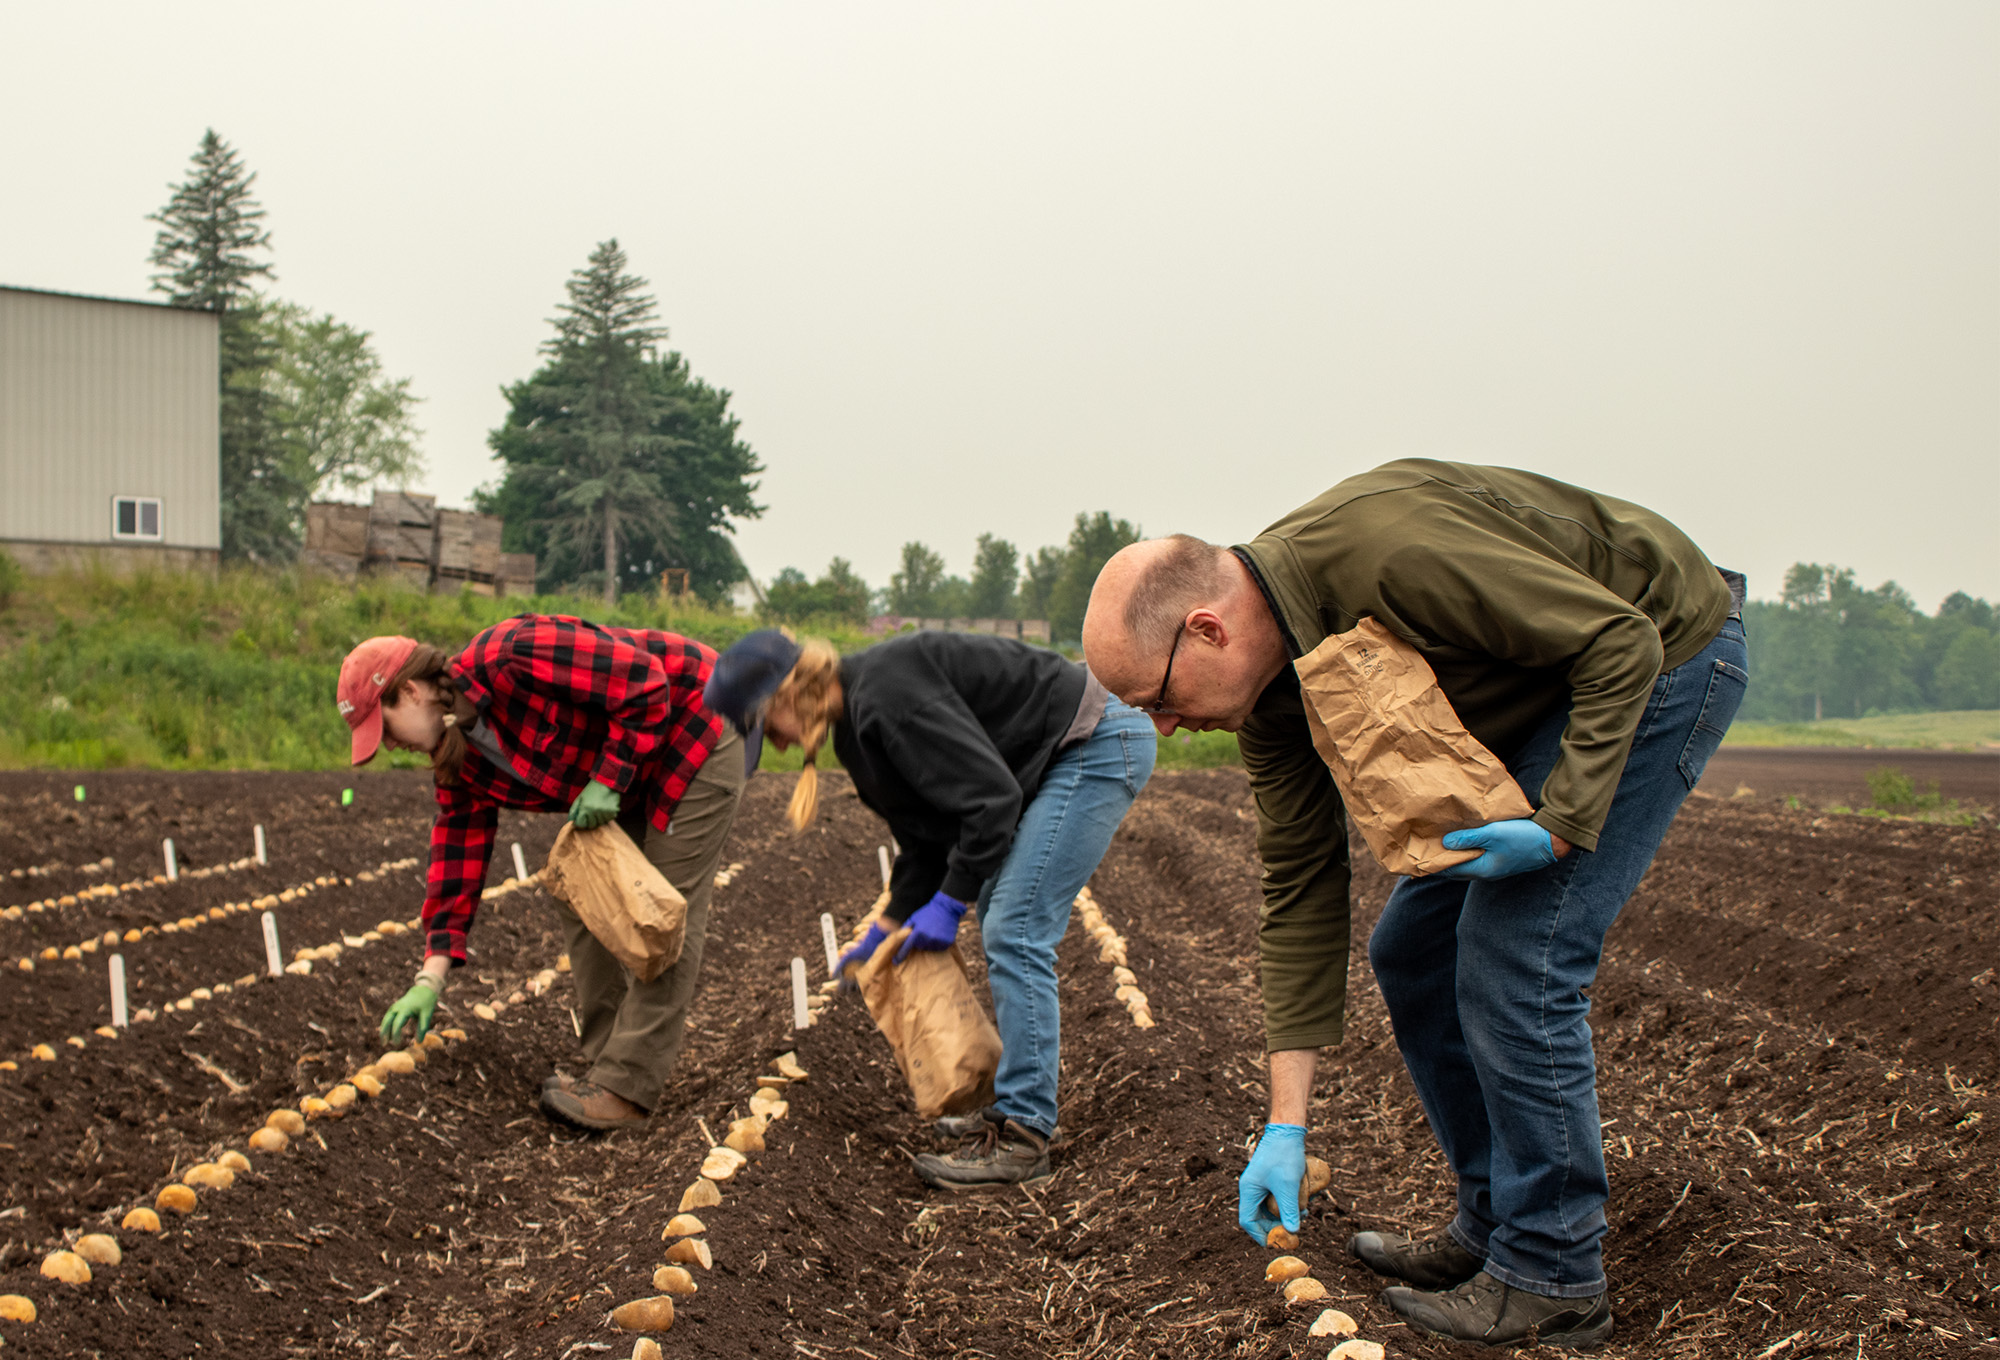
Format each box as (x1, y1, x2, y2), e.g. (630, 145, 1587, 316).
(163, 839, 178, 881)
(254, 825, 267, 866)
(820, 913, 839, 977)
(261, 911, 283, 977)
(790, 957, 809, 1030)
(109, 954, 128, 1028)
(877, 845, 891, 888)
(511, 842, 529, 883)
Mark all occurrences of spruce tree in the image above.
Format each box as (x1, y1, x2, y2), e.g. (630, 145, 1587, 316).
(148, 130, 300, 562)
(484, 240, 763, 602)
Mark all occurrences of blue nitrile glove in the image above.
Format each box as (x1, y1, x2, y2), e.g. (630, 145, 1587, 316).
(568, 781, 620, 830)
(836, 922, 890, 990)
(1437, 819, 1558, 881)
(1238, 1122, 1307, 1244)
(893, 891, 968, 963)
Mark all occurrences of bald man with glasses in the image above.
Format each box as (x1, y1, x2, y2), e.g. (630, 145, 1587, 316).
(1082, 460, 1747, 1351)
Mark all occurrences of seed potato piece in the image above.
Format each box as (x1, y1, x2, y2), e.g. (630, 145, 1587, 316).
(1266, 1226, 1299, 1250)
(664, 1237, 713, 1270)
(1282, 1277, 1328, 1305)
(1265, 1255, 1309, 1283)
(774, 1052, 808, 1081)
(30, 1043, 57, 1062)
(94, 1026, 118, 1039)
(1303, 1156, 1332, 1197)
(218, 1150, 252, 1172)
(1329, 1341, 1386, 1360)
(0, 1294, 35, 1322)
(300, 1096, 334, 1120)
(700, 1147, 747, 1181)
(249, 1127, 290, 1154)
(267, 1108, 307, 1135)
(40, 1251, 91, 1285)
(651, 1266, 697, 1296)
(351, 1073, 384, 1097)
(62, 946, 83, 961)
(661, 1214, 705, 1238)
(74, 1234, 122, 1266)
(632, 1339, 664, 1360)
(473, 1003, 497, 1021)
(184, 1163, 235, 1191)
(421, 1032, 446, 1050)
(439, 1028, 468, 1042)
(377, 1051, 417, 1074)
(405, 1042, 429, 1064)
(754, 1097, 790, 1121)
(755, 1075, 790, 1089)
(326, 1084, 359, 1110)
(157, 1184, 198, 1214)
(678, 1178, 721, 1212)
(1308, 1308, 1358, 1338)
(608, 1296, 676, 1332)
(121, 1207, 162, 1233)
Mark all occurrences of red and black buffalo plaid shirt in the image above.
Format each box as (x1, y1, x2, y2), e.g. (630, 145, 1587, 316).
(421, 615, 723, 964)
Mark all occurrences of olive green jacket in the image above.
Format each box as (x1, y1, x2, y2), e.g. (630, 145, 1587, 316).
(1235, 460, 1730, 1051)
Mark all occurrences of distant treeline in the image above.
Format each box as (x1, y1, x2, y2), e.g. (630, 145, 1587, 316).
(1742, 565, 1998, 721)
(763, 512, 1141, 643)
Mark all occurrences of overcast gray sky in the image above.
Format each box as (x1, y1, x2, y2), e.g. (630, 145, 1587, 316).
(4, 2, 1994, 608)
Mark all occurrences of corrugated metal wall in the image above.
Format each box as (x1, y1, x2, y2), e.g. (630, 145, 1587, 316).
(0, 286, 220, 550)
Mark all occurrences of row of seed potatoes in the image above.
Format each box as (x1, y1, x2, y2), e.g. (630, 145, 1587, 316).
(1, 889, 564, 1333)
(1074, 886, 1153, 1027)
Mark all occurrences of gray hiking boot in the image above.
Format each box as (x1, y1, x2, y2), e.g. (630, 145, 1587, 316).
(912, 1117, 1051, 1191)
(1349, 1224, 1487, 1289)
(932, 1107, 1001, 1143)
(1383, 1270, 1614, 1349)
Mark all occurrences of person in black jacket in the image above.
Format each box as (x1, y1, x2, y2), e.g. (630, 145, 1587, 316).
(706, 629, 1157, 1188)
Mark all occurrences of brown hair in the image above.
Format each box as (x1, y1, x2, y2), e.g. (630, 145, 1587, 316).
(779, 638, 845, 831)
(380, 644, 479, 786)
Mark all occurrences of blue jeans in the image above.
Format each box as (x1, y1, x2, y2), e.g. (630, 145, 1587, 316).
(1367, 619, 1748, 1297)
(975, 700, 1157, 1137)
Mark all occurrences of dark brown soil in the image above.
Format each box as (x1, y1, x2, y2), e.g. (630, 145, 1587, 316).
(1704, 747, 1998, 809)
(0, 770, 1993, 1359)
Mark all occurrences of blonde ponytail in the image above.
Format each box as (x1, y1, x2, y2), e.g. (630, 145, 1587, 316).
(778, 639, 844, 831)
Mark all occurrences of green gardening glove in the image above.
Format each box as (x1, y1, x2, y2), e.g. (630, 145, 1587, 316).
(569, 781, 620, 830)
(379, 983, 439, 1044)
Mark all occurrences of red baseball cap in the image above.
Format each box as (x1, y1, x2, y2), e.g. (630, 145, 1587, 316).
(338, 636, 421, 765)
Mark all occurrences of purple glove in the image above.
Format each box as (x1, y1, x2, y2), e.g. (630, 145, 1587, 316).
(836, 922, 889, 989)
(893, 891, 967, 963)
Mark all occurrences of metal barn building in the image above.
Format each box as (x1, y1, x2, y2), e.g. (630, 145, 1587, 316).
(0, 285, 221, 573)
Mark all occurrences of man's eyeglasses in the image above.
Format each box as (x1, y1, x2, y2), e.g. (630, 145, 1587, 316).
(1138, 621, 1185, 716)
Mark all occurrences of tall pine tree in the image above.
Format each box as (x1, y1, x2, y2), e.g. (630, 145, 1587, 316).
(149, 130, 300, 562)
(483, 241, 763, 603)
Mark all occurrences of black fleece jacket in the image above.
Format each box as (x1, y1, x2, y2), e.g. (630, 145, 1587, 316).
(831, 631, 1090, 921)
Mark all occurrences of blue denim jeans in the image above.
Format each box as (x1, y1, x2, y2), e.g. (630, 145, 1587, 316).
(975, 700, 1157, 1137)
(1367, 618, 1748, 1297)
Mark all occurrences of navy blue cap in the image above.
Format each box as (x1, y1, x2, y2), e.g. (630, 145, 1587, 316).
(704, 629, 802, 777)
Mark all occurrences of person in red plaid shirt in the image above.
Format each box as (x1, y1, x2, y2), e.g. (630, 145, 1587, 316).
(337, 615, 746, 1130)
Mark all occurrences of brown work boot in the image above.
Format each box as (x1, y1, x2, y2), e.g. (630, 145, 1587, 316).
(541, 1071, 577, 1098)
(1383, 1270, 1614, 1349)
(540, 1078, 647, 1131)
(912, 1117, 1051, 1190)
(1349, 1224, 1487, 1289)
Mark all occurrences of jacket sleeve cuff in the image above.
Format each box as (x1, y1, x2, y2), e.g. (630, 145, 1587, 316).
(1265, 1022, 1344, 1054)
(425, 930, 468, 966)
(939, 867, 984, 905)
(593, 754, 638, 796)
(1532, 808, 1599, 854)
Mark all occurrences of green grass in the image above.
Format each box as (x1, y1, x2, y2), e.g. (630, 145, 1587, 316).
(1722, 710, 2000, 751)
(0, 564, 869, 770)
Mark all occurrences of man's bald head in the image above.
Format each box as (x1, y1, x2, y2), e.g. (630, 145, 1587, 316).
(1083, 534, 1230, 695)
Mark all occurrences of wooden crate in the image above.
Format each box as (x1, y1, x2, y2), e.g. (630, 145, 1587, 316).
(367, 491, 438, 569)
(435, 510, 504, 580)
(498, 552, 538, 597)
(304, 502, 370, 559)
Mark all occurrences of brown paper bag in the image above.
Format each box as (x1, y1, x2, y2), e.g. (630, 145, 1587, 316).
(541, 822, 687, 982)
(850, 921, 1001, 1119)
(1294, 616, 1534, 877)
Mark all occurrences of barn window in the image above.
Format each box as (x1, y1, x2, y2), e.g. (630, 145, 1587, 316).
(111, 496, 163, 541)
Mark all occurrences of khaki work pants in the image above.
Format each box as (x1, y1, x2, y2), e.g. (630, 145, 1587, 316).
(551, 727, 745, 1110)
